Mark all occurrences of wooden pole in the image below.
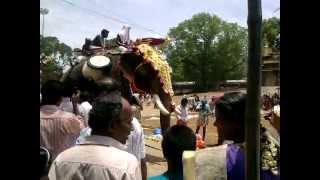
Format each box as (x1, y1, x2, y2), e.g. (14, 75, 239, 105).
(246, 0, 262, 180)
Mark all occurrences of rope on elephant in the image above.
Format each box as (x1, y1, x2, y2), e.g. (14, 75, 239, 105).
(145, 144, 162, 151)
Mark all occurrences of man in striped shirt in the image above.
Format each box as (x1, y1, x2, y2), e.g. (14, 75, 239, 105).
(40, 80, 84, 161)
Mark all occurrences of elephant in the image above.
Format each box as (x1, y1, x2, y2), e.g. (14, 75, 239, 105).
(61, 36, 175, 134)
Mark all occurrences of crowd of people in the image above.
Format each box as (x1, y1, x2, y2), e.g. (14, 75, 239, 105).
(40, 79, 280, 180)
(40, 80, 147, 180)
(174, 94, 218, 143)
(262, 92, 280, 111)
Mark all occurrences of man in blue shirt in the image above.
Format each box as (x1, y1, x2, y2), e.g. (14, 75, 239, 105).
(195, 98, 212, 141)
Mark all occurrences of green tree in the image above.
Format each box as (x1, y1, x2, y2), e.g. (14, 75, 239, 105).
(167, 13, 247, 90)
(262, 17, 280, 50)
(40, 35, 74, 84)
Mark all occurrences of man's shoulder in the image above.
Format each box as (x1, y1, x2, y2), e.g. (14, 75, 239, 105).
(104, 145, 140, 163)
(40, 107, 74, 119)
(116, 147, 139, 161)
(58, 110, 80, 120)
(55, 144, 138, 164)
(51, 146, 141, 180)
(43, 110, 82, 125)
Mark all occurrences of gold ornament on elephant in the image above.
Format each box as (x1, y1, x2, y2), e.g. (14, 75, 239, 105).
(136, 44, 174, 97)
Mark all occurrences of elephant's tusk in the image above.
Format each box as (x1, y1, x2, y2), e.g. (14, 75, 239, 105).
(153, 94, 170, 115)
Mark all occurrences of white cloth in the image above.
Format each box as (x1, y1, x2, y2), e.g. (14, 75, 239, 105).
(80, 101, 92, 112)
(126, 117, 146, 160)
(79, 101, 92, 127)
(118, 25, 131, 45)
(195, 144, 228, 180)
(49, 135, 142, 180)
(273, 105, 280, 117)
(175, 105, 189, 121)
(183, 144, 228, 180)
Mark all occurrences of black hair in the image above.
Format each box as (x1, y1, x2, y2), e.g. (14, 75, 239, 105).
(97, 78, 122, 94)
(162, 125, 196, 171)
(181, 98, 188, 106)
(195, 95, 200, 101)
(215, 92, 246, 124)
(61, 81, 74, 97)
(41, 80, 63, 105)
(79, 91, 92, 103)
(88, 91, 122, 132)
(101, 29, 109, 38)
(40, 147, 50, 177)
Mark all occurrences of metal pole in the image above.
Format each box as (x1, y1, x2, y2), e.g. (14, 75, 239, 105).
(40, 8, 49, 37)
(246, 0, 262, 180)
(42, 14, 45, 37)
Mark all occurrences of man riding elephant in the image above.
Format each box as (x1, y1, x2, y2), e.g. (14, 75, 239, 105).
(61, 27, 175, 134)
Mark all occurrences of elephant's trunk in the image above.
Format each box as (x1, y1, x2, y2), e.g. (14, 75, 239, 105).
(157, 91, 174, 134)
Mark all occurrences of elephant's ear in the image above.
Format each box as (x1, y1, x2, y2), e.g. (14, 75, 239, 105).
(134, 44, 174, 97)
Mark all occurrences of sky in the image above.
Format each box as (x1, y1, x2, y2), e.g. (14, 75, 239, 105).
(40, 0, 280, 49)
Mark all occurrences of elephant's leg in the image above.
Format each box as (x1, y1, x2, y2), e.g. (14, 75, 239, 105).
(160, 114, 170, 135)
(195, 126, 200, 134)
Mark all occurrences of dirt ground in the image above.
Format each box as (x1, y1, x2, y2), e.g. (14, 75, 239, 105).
(141, 90, 275, 177)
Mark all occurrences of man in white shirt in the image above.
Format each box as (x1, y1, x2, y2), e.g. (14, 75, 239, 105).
(76, 91, 93, 143)
(175, 98, 189, 126)
(49, 91, 142, 180)
(126, 106, 147, 180)
(78, 91, 93, 127)
(74, 105, 148, 180)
